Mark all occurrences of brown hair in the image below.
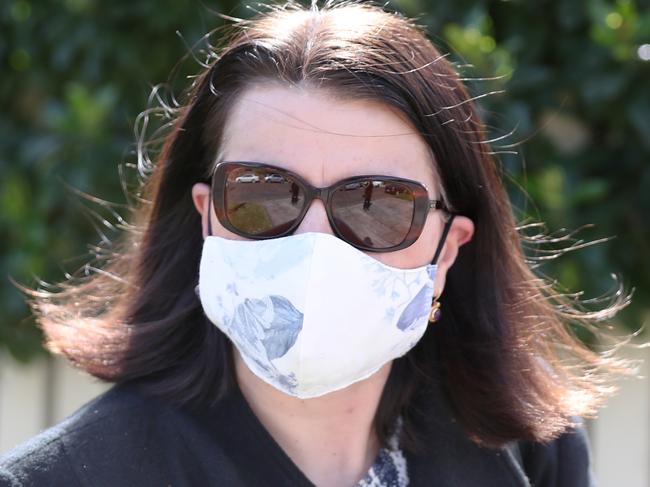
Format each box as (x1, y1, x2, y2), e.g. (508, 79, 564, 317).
(23, 0, 638, 451)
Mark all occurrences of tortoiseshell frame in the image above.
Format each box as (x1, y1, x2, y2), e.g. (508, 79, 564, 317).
(211, 161, 448, 252)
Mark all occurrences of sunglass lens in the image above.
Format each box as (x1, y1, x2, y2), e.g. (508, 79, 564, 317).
(225, 167, 304, 237)
(331, 179, 415, 249)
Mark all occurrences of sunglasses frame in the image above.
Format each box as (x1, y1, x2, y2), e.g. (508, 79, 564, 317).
(211, 161, 449, 252)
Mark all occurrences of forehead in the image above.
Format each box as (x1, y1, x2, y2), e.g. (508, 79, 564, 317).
(217, 82, 437, 191)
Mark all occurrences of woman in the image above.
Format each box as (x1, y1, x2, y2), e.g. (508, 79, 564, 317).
(0, 1, 634, 486)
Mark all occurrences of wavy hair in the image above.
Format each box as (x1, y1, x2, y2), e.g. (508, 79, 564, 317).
(21, 0, 639, 451)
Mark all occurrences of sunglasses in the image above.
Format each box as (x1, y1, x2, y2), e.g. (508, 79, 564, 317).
(210, 161, 449, 252)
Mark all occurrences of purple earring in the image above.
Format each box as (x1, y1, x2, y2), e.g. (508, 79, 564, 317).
(428, 294, 441, 323)
(428, 214, 454, 325)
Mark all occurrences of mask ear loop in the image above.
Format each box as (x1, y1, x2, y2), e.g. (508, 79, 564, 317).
(207, 202, 213, 237)
(428, 214, 455, 323)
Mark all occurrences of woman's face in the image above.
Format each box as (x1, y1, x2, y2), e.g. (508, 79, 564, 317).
(193, 82, 473, 292)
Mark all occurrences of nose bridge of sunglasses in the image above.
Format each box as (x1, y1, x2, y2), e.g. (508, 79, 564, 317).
(294, 194, 336, 235)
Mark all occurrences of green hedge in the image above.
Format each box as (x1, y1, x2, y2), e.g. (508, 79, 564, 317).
(2, 0, 648, 361)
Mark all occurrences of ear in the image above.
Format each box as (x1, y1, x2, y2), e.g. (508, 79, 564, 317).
(191, 182, 211, 239)
(432, 215, 474, 297)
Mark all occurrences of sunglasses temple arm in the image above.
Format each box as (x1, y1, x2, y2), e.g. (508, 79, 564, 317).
(431, 214, 455, 265)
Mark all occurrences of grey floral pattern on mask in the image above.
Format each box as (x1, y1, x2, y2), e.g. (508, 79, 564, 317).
(200, 233, 439, 398)
(224, 293, 303, 392)
(395, 280, 433, 331)
(363, 259, 435, 332)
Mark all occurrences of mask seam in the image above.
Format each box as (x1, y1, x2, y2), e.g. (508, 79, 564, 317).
(298, 234, 319, 397)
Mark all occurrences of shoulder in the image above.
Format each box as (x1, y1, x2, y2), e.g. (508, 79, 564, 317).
(516, 417, 597, 487)
(0, 382, 168, 487)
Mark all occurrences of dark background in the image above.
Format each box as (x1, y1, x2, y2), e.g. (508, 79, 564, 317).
(2, 0, 649, 360)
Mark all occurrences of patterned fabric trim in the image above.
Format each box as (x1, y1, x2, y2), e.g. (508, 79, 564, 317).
(356, 416, 409, 487)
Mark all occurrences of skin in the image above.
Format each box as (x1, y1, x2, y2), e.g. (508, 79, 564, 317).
(192, 82, 474, 487)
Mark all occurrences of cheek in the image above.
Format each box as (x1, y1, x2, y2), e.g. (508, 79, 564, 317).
(370, 215, 442, 269)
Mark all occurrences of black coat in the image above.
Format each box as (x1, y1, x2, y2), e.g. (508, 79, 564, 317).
(0, 379, 596, 487)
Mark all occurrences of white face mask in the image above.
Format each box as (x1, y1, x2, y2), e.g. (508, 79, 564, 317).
(197, 231, 442, 399)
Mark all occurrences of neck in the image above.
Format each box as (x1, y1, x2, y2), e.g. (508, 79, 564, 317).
(233, 349, 392, 487)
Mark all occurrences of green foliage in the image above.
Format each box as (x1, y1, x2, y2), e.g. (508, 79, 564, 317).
(396, 0, 650, 337)
(1, 0, 648, 360)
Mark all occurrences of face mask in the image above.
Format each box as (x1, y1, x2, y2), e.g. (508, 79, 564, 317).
(197, 225, 451, 399)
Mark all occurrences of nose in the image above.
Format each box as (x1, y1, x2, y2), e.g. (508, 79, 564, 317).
(294, 198, 335, 235)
